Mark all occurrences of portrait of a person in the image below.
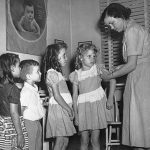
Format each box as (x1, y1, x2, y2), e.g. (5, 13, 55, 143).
(18, 2, 40, 36)
(9, 0, 46, 41)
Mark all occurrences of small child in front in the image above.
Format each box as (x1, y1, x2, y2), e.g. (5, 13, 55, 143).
(20, 59, 45, 150)
(0, 53, 29, 150)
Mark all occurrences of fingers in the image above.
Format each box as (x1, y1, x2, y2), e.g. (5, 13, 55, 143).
(17, 135, 25, 149)
(74, 119, 79, 126)
(106, 105, 113, 110)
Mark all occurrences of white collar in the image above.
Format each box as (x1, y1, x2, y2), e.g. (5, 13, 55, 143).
(24, 82, 38, 92)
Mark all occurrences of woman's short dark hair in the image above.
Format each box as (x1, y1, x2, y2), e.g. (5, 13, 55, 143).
(100, 3, 131, 24)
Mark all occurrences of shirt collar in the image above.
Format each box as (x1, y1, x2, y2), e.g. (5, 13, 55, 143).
(24, 82, 38, 92)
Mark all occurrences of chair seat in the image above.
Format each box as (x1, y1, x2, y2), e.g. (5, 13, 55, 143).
(107, 121, 122, 125)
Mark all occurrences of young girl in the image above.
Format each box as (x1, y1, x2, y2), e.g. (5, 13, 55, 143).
(0, 53, 28, 150)
(69, 43, 116, 150)
(42, 43, 76, 150)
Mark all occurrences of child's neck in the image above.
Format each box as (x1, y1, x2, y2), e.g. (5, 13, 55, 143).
(82, 65, 92, 71)
(26, 80, 35, 87)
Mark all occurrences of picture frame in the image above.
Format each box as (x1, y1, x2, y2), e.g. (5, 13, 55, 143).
(54, 39, 65, 44)
(78, 41, 92, 46)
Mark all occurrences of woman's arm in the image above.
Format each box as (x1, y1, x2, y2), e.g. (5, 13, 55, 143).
(101, 55, 138, 80)
(10, 103, 25, 148)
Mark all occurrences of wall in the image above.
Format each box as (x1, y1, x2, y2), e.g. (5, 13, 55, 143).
(70, 0, 102, 64)
(46, 0, 71, 77)
(0, 0, 102, 74)
(46, 0, 102, 76)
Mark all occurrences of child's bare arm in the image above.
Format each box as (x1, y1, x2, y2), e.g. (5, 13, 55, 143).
(107, 79, 116, 110)
(21, 106, 27, 114)
(49, 82, 74, 120)
(10, 103, 25, 148)
(18, 17, 26, 32)
(72, 83, 79, 125)
(33, 19, 40, 35)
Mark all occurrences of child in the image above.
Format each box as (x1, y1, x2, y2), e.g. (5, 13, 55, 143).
(18, 2, 40, 36)
(20, 59, 45, 150)
(69, 43, 116, 150)
(0, 53, 28, 150)
(42, 43, 76, 150)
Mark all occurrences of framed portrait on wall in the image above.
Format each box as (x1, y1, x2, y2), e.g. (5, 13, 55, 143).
(6, 0, 47, 55)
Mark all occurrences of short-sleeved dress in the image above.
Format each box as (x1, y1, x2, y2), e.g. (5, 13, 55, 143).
(69, 64, 113, 132)
(122, 19, 150, 147)
(0, 83, 29, 150)
(46, 69, 76, 138)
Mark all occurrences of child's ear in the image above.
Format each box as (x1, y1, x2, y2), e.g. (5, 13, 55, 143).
(79, 56, 82, 61)
(10, 65, 15, 72)
(26, 74, 31, 80)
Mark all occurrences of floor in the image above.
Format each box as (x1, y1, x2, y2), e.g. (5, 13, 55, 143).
(45, 129, 132, 150)
(67, 130, 132, 150)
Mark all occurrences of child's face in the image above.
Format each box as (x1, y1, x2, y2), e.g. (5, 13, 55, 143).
(81, 49, 96, 70)
(24, 5, 34, 22)
(11, 60, 21, 78)
(58, 48, 68, 67)
(29, 65, 41, 83)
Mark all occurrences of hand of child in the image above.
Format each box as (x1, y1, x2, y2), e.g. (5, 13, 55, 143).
(68, 109, 74, 121)
(74, 115, 79, 126)
(17, 134, 25, 149)
(42, 97, 49, 106)
(106, 98, 113, 110)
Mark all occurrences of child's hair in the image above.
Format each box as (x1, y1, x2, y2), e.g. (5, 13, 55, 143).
(20, 59, 39, 81)
(42, 42, 67, 80)
(0, 53, 20, 84)
(75, 43, 98, 70)
(24, 1, 34, 10)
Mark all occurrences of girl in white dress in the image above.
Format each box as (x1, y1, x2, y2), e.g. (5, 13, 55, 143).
(42, 43, 76, 150)
(69, 43, 116, 150)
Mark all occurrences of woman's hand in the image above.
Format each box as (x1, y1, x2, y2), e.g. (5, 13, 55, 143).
(100, 69, 112, 81)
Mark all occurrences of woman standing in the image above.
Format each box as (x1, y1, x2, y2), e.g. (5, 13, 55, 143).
(100, 3, 150, 150)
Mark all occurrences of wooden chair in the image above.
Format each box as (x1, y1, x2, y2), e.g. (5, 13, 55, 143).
(105, 83, 124, 150)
